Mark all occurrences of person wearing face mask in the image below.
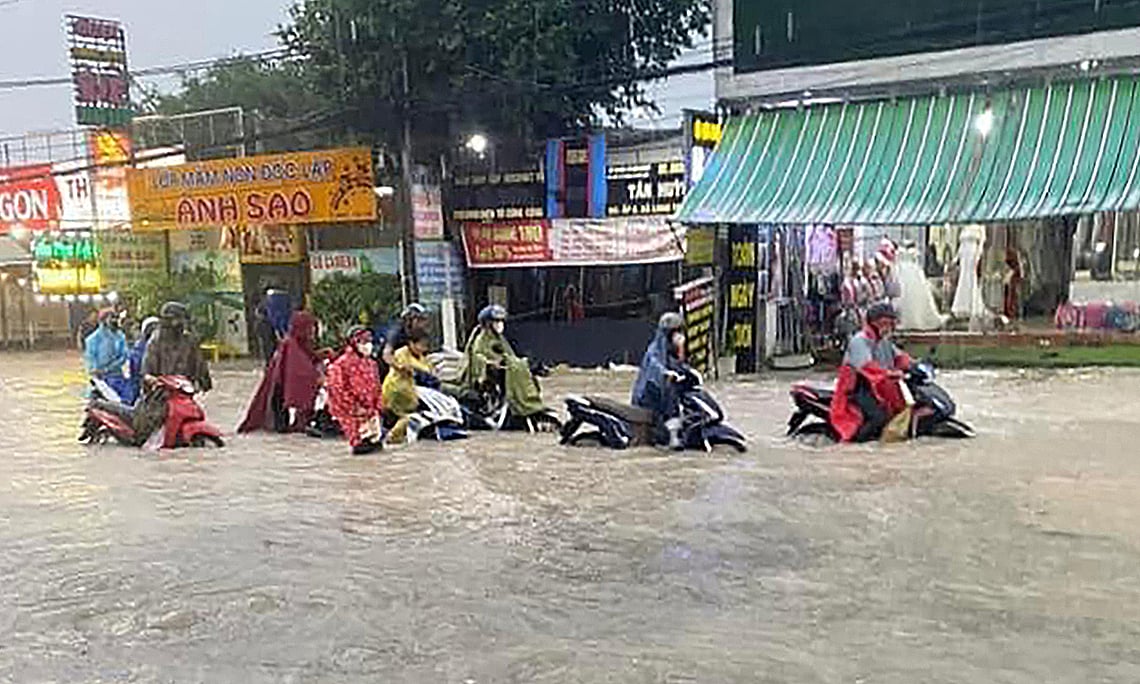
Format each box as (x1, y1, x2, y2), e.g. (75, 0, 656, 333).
(829, 302, 912, 443)
(326, 326, 384, 454)
(460, 305, 547, 418)
(381, 303, 431, 374)
(84, 308, 130, 400)
(631, 312, 689, 450)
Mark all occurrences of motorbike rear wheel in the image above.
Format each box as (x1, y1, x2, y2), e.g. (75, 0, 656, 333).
(793, 422, 839, 444)
(928, 418, 975, 439)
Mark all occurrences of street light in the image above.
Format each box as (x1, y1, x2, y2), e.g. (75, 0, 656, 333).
(975, 108, 995, 138)
(465, 133, 489, 156)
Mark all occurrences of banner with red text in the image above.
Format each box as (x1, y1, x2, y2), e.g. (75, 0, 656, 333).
(461, 216, 684, 268)
(0, 165, 62, 232)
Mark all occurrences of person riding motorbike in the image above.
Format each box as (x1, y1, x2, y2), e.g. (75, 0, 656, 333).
(326, 326, 384, 454)
(632, 312, 689, 450)
(459, 305, 547, 418)
(87, 302, 212, 447)
(829, 302, 912, 442)
(83, 308, 130, 401)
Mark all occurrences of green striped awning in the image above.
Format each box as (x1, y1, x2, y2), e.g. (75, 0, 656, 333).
(677, 77, 1140, 225)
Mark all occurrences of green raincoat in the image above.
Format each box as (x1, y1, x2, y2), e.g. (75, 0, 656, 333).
(461, 328, 546, 417)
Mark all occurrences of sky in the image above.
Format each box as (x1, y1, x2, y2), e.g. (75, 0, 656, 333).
(0, 0, 288, 137)
(0, 0, 712, 143)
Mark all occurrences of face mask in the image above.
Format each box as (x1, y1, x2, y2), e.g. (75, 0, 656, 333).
(491, 321, 505, 335)
(356, 341, 374, 358)
(671, 332, 685, 348)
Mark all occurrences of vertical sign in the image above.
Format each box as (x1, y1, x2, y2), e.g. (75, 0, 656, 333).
(66, 15, 132, 128)
(411, 183, 445, 240)
(727, 224, 760, 374)
(674, 276, 716, 376)
(683, 110, 723, 188)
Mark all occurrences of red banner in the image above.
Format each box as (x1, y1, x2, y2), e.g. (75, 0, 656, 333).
(0, 165, 62, 232)
(461, 220, 552, 267)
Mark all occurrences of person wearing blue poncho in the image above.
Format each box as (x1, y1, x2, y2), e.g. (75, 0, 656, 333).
(631, 312, 688, 449)
(84, 309, 130, 401)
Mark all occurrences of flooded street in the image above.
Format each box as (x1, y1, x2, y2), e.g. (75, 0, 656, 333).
(3, 351, 1140, 682)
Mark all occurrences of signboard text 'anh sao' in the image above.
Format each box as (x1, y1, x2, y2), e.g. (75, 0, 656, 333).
(127, 148, 377, 230)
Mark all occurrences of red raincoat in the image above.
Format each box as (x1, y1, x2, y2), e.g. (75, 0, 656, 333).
(325, 345, 382, 447)
(829, 326, 911, 442)
(239, 311, 323, 433)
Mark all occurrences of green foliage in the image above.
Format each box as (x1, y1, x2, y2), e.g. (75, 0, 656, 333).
(120, 267, 234, 342)
(310, 272, 403, 347)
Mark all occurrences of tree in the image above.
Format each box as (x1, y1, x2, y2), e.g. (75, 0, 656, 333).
(278, 0, 710, 161)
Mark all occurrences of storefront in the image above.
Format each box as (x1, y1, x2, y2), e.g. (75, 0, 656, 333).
(678, 75, 1140, 366)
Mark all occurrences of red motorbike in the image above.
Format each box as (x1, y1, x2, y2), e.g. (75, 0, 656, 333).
(81, 375, 225, 448)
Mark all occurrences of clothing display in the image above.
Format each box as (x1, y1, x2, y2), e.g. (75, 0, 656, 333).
(952, 224, 988, 319)
(896, 245, 945, 331)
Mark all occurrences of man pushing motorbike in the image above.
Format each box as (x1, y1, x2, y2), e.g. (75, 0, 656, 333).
(829, 302, 911, 442)
(632, 312, 689, 450)
(84, 301, 213, 446)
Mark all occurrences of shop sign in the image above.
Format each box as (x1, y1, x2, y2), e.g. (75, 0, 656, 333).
(683, 110, 722, 188)
(673, 275, 716, 375)
(727, 224, 762, 373)
(310, 248, 400, 283)
(0, 165, 62, 231)
(461, 217, 686, 269)
(461, 219, 552, 267)
(127, 148, 377, 229)
(450, 169, 545, 222)
(412, 183, 445, 240)
(414, 241, 466, 309)
(551, 217, 685, 265)
(605, 160, 686, 217)
(97, 231, 167, 289)
(170, 248, 243, 293)
(220, 225, 304, 265)
(685, 226, 715, 266)
(32, 232, 103, 294)
(66, 15, 132, 128)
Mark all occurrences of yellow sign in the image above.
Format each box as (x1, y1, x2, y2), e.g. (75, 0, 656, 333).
(35, 266, 103, 294)
(221, 224, 304, 265)
(128, 147, 376, 230)
(685, 226, 715, 266)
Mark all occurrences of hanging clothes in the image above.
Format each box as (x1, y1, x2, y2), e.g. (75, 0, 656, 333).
(896, 244, 945, 331)
(952, 225, 988, 319)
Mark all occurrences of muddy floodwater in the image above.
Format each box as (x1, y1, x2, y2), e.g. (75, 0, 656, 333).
(3, 351, 1140, 682)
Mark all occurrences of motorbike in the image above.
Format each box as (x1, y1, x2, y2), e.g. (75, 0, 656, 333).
(559, 367, 747, 453)
(429, 349, 562, 433)
(80, 375, 225, 448)
(306, 385, 469, 443)
(786, 360, 975, 441)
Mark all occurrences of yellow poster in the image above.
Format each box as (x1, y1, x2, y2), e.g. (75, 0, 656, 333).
(220, 224, 304, 264)
(128, 147, 376, 230)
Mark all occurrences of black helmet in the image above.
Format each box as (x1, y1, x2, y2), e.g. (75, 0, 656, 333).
(159, 301, 189, 321)
(478, 304, 507, 324)
(866, 302, 899, 323)
(658, 312, 684, 332)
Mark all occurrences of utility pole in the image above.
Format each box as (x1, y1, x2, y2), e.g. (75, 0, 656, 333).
(399, 48, 419, 303)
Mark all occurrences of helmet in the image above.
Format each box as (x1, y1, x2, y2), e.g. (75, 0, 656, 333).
(159, 301, 190, 321)
(866, 302, 899, 323)
(97, 307, 116, 324)
(401, 303, 427, 319)
(658, 312, 684, 332)
(139, 316, 161, 341)
(478, 305, 507, 324)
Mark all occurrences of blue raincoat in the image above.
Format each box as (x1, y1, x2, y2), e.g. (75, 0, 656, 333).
(265, 291, 294, 338)
(117, 334, 153, 405)
(631, 328, 685, 421)
(84, 323, 130, 401)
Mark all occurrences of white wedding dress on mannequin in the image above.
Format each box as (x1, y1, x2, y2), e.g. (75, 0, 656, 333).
(897, 245, 944, 331)
(952, 225, 987, 320)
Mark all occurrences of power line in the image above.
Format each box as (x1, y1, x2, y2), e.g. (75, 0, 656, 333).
(0, 48, 290, 91)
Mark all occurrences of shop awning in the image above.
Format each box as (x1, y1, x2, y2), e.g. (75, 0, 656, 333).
(677, 76, 1140, 225)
